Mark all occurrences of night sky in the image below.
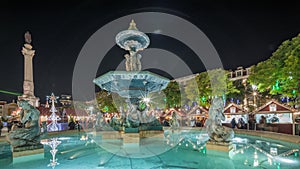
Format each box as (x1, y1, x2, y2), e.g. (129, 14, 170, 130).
(0, 0, 300, 102)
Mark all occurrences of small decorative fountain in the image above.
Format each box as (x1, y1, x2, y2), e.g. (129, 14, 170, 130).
(41, 138, 61, 169)
(170, 111, 180, 130)
(204, 97, 234, 157)
(165, 111, 182, 147)
(47, 93, 61, 132)
(205, 97, 234, 142)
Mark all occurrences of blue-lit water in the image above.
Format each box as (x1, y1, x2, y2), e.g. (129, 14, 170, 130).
(2, 130, 300, 169)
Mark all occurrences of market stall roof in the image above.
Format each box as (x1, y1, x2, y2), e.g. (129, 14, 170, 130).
(185, 105, 209, 116)
(37, 107, 50, 116)
(37, 107, 88, 116)
(253, 99, 296, 114)
(224, 103, 246, 115)
(63, 108, 88, 116)
(161, 108, 186, 118)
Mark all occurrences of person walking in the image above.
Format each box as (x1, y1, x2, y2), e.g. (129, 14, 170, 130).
(231, 118, 237, 129)
(298, 124, 300, 136)
(76, 121, 81, 132)
(7, 119, 12, 133)
(0, 119, 3, 136)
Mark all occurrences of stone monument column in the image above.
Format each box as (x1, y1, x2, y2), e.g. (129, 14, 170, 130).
(18, 31, 40, 107)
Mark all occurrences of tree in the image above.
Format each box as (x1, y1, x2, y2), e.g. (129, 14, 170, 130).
(248, 33, 300, 106)
(227, 79, 246, 103)
(184, 71, 211, 107)
(184, 69, 239, 107)
(185, 78, 200, 105)
(162, 81, 181, 108)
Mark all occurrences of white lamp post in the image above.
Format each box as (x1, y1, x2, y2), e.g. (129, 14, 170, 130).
(252, 85, 258, 109)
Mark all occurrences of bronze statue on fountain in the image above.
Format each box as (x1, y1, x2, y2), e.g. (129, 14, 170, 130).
(7, 100, 44, 151)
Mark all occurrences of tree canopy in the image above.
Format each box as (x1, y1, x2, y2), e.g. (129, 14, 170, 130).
(162, 81, 181, 108)
(248, 33, 300, 104)
(184, 68, 239, 107)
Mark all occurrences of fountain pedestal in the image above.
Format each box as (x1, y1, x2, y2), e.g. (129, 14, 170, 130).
(139, 130, 164, 138)
(122, 133, 140, 144)
(206, 141, 234, 158)
(100, 131, 121, 140)
(13, 144, 44, 153)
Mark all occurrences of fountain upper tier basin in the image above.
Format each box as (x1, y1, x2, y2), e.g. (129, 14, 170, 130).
(93, 71, 169, 98)
(116, 29, 150, 52)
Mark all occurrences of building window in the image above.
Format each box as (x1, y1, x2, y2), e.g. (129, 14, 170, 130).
(236, 71, 242, 77)
(230, 107, 236, 113)
(269, 104, 277, 111)
(196, 109, 200, 114)
(246, 68, 251, 75)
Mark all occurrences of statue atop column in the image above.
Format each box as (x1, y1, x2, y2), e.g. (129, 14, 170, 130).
(24, 31, 32, 44)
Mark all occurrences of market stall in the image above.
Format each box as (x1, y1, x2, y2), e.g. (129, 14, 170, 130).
(185, 106, 208, 127)
(160, 108, 186, 126)
(254, 100, 296, 135)
(222, 103, 248, 129)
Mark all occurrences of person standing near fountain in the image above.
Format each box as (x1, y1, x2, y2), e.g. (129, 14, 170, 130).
(231, 118, 237, 129)
(0, 119, 3, 136)
(7, 119, 13, 133)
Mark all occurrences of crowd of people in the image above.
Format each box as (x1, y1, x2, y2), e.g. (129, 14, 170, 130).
(1, 111, 300, 136)
(230, 117, 247, 129)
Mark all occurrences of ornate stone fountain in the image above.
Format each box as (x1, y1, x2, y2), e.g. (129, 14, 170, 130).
(93, 20, 169, 133)
(93, 20, 169, 146)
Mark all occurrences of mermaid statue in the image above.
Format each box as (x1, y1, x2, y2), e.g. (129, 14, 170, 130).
(7, 100, 42, 148)
(204, 97, 234, 142)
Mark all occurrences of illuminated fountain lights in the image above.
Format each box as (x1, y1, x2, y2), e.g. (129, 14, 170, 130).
(231, 139, 299, 168)
(41, 138, 62, 169)
(165, 129, 209, 153)
(47, 93, 61, 132)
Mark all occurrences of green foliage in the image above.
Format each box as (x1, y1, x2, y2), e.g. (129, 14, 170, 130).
(96, 90, 118, 113)
(248, 33, 300, 103)
(162, 81, 181, 108)
(208, 68, 227, 96)
(184, 69, 239, 107)
(138, 101, 147, 111)
(185, 78, 200, 105)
